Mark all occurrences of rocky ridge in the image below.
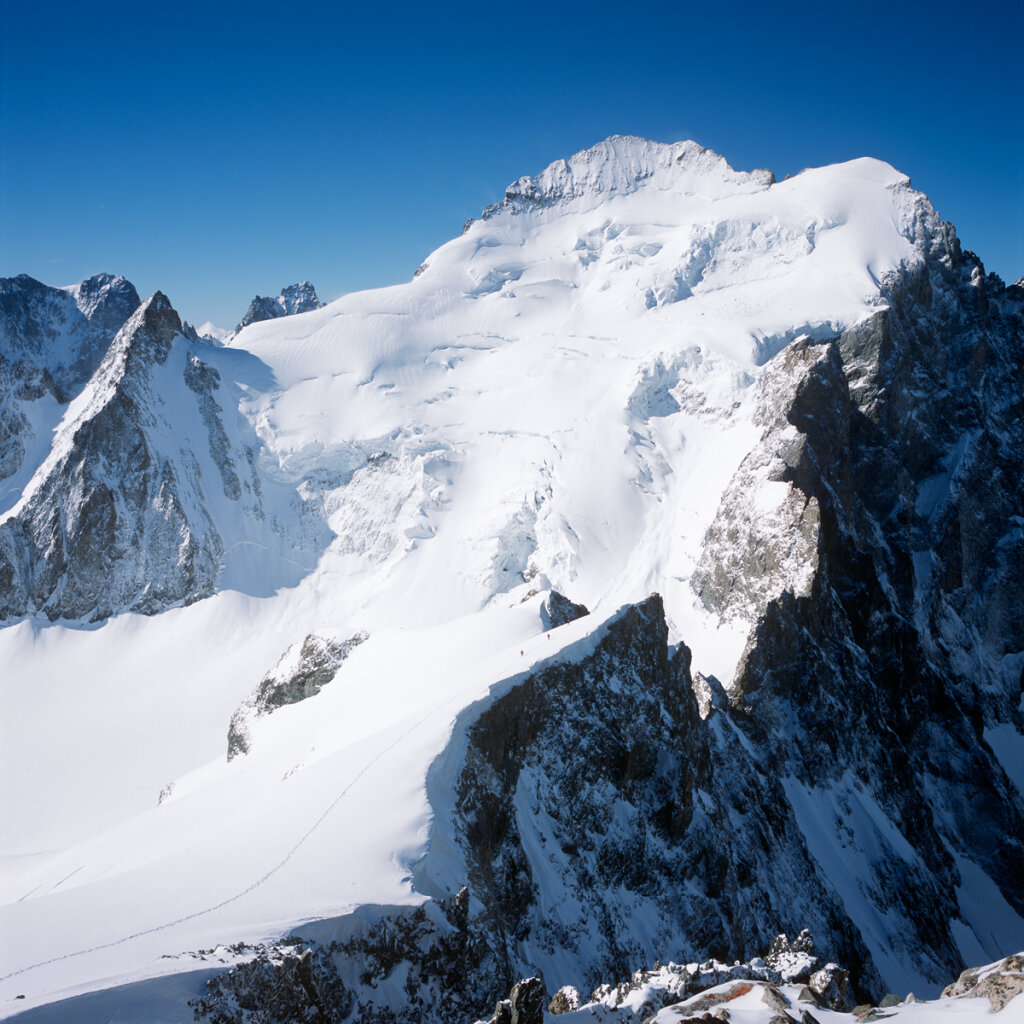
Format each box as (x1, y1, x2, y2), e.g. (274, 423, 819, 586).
(0, 273, 141, 496)
(236, 281, 322, 332)
(0, 272, 141, 398)
(0, 289, 320, 622)
(228, 632, 368, 760)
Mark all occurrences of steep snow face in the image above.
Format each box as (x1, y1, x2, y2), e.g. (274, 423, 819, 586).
(232, 137, 924, 682)
(0, 293, 325, 622)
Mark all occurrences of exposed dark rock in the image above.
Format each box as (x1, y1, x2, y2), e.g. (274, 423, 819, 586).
(445, 596, 888, 1001)
(548, 985, 581, 1013)
(0, 290, 296, 623)
(227, 633, 367, 760)
(188, 942, 352, 1023)
(0, 273, 141, 488)
(0, 293, 225, 622)
(507, 977, 544, 1024)
(237, 282, 322, 331)
(808, 965, 851, 1012)
(0, 272, 140, 397)
(185, 354, 243, 501)
(540, 590, 589, 630)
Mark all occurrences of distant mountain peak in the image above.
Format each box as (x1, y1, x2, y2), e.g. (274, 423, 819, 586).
(0, 271, 141, 397)
(70, 272, 140, 324)
(236, 281, 322, 331)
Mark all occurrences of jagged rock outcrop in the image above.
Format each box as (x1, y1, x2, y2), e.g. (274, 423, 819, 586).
(0, 294, 223, 621)
(236, 281, 322, 331)
(189, 941, 353, 1023)
(442, 596, 889, 1004)
(540, 590, 589, 630)
(708, 236, 1024, 990)
(228, 633, 368, 759)
(0, 291, 295, 622)
(0, 273, 141, 490)
(0, 272, 141, 397)
(940, 952, 1024, 1011)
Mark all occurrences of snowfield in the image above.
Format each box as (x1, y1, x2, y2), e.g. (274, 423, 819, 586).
(0, 137, 1017, 1019)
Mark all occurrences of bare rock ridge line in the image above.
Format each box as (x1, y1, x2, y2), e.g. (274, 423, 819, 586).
(0, 284, 319, 622)
(236, 281, 323, 332)
(228, 632, 369, 760)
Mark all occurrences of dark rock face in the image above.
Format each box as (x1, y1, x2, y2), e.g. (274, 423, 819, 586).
(0, 272, 140, 398)
(540, 590, 589, 630)
(236, 282, 322, 331)
(446, 596, 888, 1001)
(713, 241, 1024, 991)
(189, 943, 352, 1024)
(228, 633, 368, 760)
(433, 232, 1024, 1004)
(0, 279, 327, 623)
(0, 292, 270, 618)
(0, 294, 240, 622)
(489, 977, 543, 1024)
(0, 273, 141, 489)
(185, 354, 243, 501)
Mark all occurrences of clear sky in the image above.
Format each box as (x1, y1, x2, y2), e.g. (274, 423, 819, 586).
(1, 0, 1021, 329)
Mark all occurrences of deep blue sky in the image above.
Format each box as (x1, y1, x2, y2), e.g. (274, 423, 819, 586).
(1, 0, 1021, 328)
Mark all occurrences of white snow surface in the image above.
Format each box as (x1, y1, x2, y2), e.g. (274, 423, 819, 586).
(195, 321, 231, 342)
(0, 137, 934, 1015)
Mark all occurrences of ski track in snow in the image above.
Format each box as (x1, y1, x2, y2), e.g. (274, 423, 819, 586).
(1, 675, 475, 984)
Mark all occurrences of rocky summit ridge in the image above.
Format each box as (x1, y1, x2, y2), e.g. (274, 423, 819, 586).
(0, 137, 1021, 1022)
(236, 280, 323, 332)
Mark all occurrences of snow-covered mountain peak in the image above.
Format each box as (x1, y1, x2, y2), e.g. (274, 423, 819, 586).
(278, 280, 321, 315)
(66, 272, 140, 326)
(0, 271, 142, 399)
(485, 136, 775, 219)
(111, 289, 181, 366)
(2, 140, 1021, 1021)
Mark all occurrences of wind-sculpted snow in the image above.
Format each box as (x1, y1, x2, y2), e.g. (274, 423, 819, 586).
(1, 137, 1022, 1021)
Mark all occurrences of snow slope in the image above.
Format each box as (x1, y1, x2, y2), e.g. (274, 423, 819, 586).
(0, 137, 1010, 1017)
